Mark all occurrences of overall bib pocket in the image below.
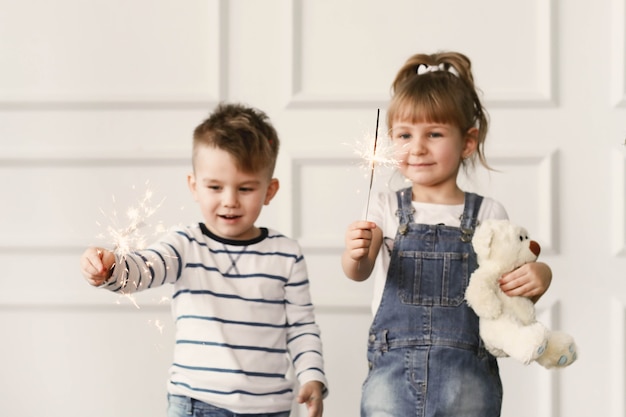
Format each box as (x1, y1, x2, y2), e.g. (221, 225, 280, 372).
(397, 251, 469, 306)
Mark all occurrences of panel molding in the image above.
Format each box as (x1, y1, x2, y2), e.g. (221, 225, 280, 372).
(0, 150, 190, 252)
(290, 150, 558, 252)
(0, 94, 218, 111)
(0, 0, 228, 110)
(610, 298, 626, 417)
(285, 0, 557, 109)
(0, 289, 174, 309)
(536, 301, 563, 417)
(289, 151, 358, 249)
(0, 150, 190, 165)
(611, 148, 626, 256)
(489, 149, 559, 255)
(611, 0, 626, 107)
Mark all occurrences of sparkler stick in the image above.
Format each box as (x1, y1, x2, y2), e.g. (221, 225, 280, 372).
(364, 109, 380, 220)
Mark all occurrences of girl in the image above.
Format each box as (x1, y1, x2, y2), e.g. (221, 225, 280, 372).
(342, 51, 552, 417)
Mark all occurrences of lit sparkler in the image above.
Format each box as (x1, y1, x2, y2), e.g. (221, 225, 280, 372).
(353, 109, 399, 219)
(96, 182, 166, 259)
(95, 181, 167, 307)
(364, 109, 381, 219)
(352, 127, 399, 172)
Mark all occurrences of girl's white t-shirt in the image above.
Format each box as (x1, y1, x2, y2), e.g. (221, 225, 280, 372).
(366, 190, 508, 315)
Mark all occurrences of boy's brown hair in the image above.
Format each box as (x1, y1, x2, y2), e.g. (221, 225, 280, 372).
(193, 102, 280, 177)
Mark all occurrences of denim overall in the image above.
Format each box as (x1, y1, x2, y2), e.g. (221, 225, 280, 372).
(361, 188, 502, 417)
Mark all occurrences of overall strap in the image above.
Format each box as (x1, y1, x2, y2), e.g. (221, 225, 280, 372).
(395, 187, 415, 234)
(459, 192, 484, 242)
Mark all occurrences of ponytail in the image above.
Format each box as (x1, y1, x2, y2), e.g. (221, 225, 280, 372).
(387, 51, 491, 171)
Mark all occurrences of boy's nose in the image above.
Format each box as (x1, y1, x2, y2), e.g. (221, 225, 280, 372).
(222, 190, 239, 207)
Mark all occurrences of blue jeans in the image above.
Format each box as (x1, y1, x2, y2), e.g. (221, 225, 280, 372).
(167, 394, 291, 417)
(361, 346, 502, 417)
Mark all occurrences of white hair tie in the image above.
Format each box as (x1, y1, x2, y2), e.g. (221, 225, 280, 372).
(416, 63, 459, 77)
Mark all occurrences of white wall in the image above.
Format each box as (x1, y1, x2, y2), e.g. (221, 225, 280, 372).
(1, 1, 625, 416)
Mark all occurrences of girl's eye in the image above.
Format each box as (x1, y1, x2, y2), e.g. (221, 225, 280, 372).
(395, 133, 411, 140)
(428, 132, 443, 138)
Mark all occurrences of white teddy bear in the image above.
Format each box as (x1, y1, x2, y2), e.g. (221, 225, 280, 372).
(465, 219, 577, 369)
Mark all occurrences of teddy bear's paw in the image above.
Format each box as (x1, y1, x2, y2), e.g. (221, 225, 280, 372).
(536, 336, 578, 369)
(524, 339, 549, 363)
(555, 343, 578, 367)
(536, 340, 548, 357)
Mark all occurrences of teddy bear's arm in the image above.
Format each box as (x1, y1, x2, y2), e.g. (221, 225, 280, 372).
(502, 295, 536, 324)
(465, 269, 503, 319)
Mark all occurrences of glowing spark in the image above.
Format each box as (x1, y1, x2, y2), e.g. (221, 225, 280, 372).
(96, 181, 167, 309)
(346, 110, 400, 220)
(115, 292, 141, 309)
(97, 181, 166, 259)
(149, 319, 165, 334)
(352, 131, 399, 172)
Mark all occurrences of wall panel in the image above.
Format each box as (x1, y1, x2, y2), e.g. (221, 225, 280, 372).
(0, 0, 225, 109)
(286, 0, 556, 108)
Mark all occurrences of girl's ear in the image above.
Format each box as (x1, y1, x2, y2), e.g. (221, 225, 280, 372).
(264, 178, 280, 205)
(462, 127, 479, 159)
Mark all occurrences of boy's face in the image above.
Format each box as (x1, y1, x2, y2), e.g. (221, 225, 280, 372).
(188, 145, 279, 241)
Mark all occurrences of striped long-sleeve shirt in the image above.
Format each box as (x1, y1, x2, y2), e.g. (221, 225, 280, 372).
(102, 223, 327, 413)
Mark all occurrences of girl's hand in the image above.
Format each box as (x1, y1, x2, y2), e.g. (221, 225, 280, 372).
(297, 380, 324, 417)
(80, 247, 115, 286)
(344, 221, 377, 262)
(499, 261, 552, 303)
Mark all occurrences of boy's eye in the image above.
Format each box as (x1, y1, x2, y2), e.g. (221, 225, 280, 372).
(208, 185, 221, 190)
(239, 187, 254, 192)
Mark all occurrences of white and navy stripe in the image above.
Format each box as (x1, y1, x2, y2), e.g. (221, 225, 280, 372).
(103, 224, 327, 413)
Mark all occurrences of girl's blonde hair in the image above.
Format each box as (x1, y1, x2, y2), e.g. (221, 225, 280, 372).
(387, 51, 490, 170)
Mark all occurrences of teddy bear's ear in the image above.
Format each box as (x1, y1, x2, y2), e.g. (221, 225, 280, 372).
(472, 223, 494, 258)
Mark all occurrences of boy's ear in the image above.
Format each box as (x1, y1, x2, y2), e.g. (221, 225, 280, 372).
(462, 127, 479, 159)
(187, 172, 199, 201)
(264, 178, 280, 205)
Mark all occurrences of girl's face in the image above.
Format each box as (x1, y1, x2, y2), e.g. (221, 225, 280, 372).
(390, 121, 477, 200)
(188, 145, 279, 241)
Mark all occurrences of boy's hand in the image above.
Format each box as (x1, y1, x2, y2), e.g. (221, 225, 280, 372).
(297, 380, 324, 417)
(499, 261, 552, 302)
(345, 221, 377, 262)
(80, 247, 115, 286)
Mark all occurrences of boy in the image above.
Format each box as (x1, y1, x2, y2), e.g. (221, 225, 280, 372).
(80, 102, 327, 417)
